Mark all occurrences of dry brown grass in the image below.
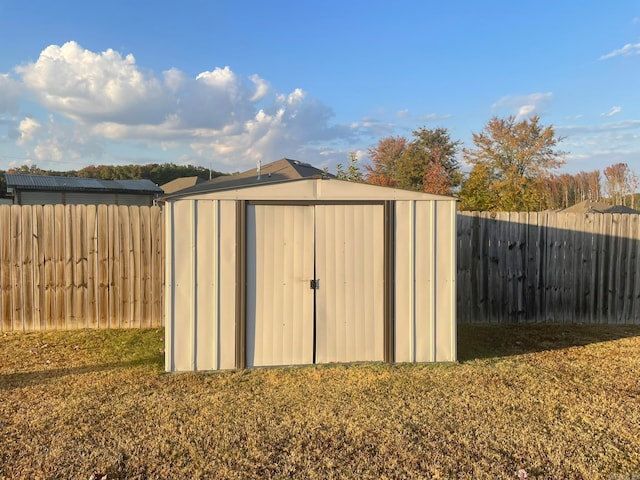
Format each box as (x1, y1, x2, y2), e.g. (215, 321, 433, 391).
(1, 324, 639, 479)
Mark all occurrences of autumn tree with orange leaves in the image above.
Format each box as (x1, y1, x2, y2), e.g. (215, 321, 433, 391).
(364, 127, 461, 195)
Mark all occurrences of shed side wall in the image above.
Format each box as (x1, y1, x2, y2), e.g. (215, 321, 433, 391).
(394, 200, 457, 363)
(165, 199, 237, 372)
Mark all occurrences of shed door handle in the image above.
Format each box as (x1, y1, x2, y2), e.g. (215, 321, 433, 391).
(310, 279, 320, 290)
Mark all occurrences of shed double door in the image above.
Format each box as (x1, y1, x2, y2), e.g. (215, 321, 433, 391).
(246, 204, 384, 367)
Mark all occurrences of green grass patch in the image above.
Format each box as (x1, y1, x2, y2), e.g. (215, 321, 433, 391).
(1, 324, 639, 479)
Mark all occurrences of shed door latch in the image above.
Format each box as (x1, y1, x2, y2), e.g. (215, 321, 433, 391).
(310, 279, 320, 290)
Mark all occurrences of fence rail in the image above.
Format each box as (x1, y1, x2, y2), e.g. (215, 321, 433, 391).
(457, 211, 640, 324)
(0, 204, 164, 331)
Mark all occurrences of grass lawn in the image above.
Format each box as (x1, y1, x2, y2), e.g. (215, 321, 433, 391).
(1, 324, 639, 479)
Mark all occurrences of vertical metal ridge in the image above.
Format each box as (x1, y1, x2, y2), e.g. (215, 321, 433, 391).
(235, 200, 246, 369)
(451, 202, 457, 361)
(429, 201, 437, 362)
(164, 201, 174, 371)
(190, 201, 197, 371)
(212, 200, 220, 370)
(384, 201, 395, 363)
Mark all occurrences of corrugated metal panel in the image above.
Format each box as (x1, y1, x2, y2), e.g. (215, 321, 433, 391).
(315, 204, 384, 363)
(415, 201, 436, 362)
(19, 192, 65, 205)
(165, 199, 238, 371)
(246, 205, 315, 367)
(5, 174, 162, 193)
(394, 201, 416, 363)
(17, 192, 153, 206)
(394, 200, 456, 363)
(434, 201, 456, 361)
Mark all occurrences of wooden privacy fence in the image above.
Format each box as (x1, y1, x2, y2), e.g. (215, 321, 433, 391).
(3, 205, 639, 330)
(0, 204, 164, 331)
(457, 211, 640, 324)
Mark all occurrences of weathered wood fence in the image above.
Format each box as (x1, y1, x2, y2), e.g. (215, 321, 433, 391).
(0, 204, 164, 331)
(2, 206, 639, 330)
(457, 211, 640, 324)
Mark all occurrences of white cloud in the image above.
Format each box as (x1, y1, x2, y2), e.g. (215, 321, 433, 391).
(16, 117, 41, 145)
(9, 41, 356, 171)
(599, 42, 640, 60)
(492, 92, 553, 120)
(17, 41, 172, 124)
(557, 119, 640, 173)
(249, 74, 270, 102)
(395, 109, 453, 123)
(0, 73, 22, 113)
(602, 106, 622, 117)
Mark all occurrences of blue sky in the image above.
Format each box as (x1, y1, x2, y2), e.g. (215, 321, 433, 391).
(0, 0, 638, 175)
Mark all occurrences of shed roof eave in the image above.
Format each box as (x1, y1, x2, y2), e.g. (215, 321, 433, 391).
(166, 178, 457, 202)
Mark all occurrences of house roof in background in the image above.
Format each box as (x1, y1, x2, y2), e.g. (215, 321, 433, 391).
(168, 158, 332, 197)
(160, 176, 204, 194)
(5, 174, 163, 194)
(561, 199, 640, 214)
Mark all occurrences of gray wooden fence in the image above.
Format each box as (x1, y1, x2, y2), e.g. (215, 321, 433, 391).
(457, 211, 640, 324)
(0, 204, 164, 331)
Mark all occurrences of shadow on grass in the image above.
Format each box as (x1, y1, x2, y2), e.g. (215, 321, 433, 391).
(457, 322, 640, 362)
(0, 355, 163, 390)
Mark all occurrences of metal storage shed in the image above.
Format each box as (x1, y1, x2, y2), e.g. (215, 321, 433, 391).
(165, 176, 457, 371)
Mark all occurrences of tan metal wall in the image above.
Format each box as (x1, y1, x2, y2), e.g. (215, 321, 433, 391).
(165, 184, 457, 371)
(394, 200, 456, 362)
(246, 204, 315, 367)
(315, 204, 384, 363)
(164, 199, 237, 371)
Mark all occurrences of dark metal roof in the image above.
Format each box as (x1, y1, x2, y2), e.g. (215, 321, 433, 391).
(166, 158, 333, 198)
(5, 174, 163, 194)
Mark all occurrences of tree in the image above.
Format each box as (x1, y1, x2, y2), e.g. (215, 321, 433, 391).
(458, 163, 499, 211)
(603, 163, 637, 207)
(462, 115, 565, 211)
(396, 127, 461, 195)
(336, 152, 363, 182)
(364, 127, 461, 195)
(364, 136, 406, 186)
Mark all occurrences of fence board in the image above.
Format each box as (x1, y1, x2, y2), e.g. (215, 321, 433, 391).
(139, 206, 151, 327)
(130, 206, 141, 328)
(21, 206, 34, 330)
(43, 205, 55, 329)
(75, 205, 87, 328)
(97, 205, 109, 328)
(151, 205, 163, 325)
(118, 206, 131, 328)
(11, 206, 23, 331)
(1, 207, 12, 331)
(64, 206, 76, 329)
(86, 205, 98, 328)
(32, 205, 44, 330)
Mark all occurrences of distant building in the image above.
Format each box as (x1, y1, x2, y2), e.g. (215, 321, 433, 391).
(169, 158, 332, 197)
(159, 176, 205, 195)
(4, 174, 163, 206)
(561, 199, 640, 214)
